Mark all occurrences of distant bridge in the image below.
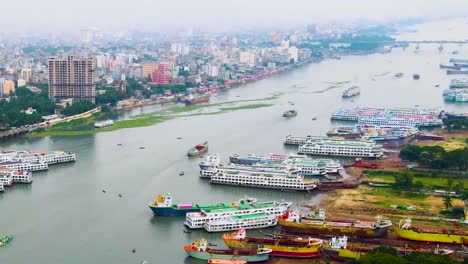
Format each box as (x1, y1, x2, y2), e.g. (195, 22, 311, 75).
(395, 40, 468, 44)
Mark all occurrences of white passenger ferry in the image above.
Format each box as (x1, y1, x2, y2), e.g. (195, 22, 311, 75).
(298, 139, 384, 158)
(14, 151, 76, 164)
(0, 151, 20, 162)
(0, 168, 32, 184)
(200, 163, 291, 178)
(94, 120, 114, 128)
(283, 135, 328, 145)
(0, 161, 48, 172)
(203, 213, 277, 232)
(210, 168, 317, 191)
(13, 171, 32, 183)
(450, 79, 468, 88)
(0, 169, 14, 186)
(358, 116, 442, 127)
(184, 200, 291, 229)
(198, 154, 221, 170)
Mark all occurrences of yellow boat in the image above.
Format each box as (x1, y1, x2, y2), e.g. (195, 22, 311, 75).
(223, 229, 322, 258)
(322, 235, 369, 261)
(394, 219, 468, 245)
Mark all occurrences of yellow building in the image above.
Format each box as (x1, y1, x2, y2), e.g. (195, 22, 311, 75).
(142, 63, 158, 79)
(3, 80, 15, 95)
(239, 51, 256, 66)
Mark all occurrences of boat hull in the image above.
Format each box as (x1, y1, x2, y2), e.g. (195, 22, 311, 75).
(223, 239, 320, 258)
(209, 180, 314, 192)
(149, 206, 198, 216)
(188, 148, 208, 157)
(185, 97, 210, 105)
(323, 248, 366, 261)
(278, 219, 388, 238)
(393, 226, 468, 245)
(184, 246, 269, 262)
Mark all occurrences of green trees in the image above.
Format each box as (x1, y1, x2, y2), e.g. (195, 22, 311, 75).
(149, 84, 187, 95)
(0, 86, 56, 128)
(393, 174, 414, 189)
(95, 89, 124, 106)
(443, 179, 454, 210)
(353, 253, 408, 264)
(61, 101, 96, 117)
(444, 119, 468, 133)
(400, 145, 468, 171)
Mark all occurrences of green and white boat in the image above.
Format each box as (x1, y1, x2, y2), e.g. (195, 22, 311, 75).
(0, 235, 13, 247)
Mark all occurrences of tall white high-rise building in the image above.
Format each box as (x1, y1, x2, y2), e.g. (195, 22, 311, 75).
(239, 52, 256, 66)
(288, 47, 298, 63)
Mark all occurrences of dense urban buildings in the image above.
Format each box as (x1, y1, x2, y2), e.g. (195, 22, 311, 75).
(48, 56, 97, 103)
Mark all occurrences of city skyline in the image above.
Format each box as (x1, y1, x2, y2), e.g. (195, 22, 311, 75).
(1, 0, 468, 33)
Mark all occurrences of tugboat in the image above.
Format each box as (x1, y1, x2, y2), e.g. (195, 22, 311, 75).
(0, 235, 13, 247)
(187, 142, 208, 157)
(283, 110, 297, 118)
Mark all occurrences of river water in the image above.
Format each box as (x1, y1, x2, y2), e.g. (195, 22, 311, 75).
(1, 21, 468, 264)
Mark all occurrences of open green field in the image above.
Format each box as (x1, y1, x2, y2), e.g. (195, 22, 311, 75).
(367, 170, 468, 189)
(417, 136, 467, 151)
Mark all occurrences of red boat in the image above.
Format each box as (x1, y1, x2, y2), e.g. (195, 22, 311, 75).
(184, 93, 210, 105)
(187, 142, 208, 157)
(354, 158, 379, 169)
(317, 181, 360, 191)
(416, 133, 444, 140)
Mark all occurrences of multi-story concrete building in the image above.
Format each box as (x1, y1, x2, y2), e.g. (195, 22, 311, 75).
(239, 51, 256, 66)
(17, 79, 27, 87)
(3, 80, 15, 95)
(48, 56, 97, 102)
(142, 63, 158, 80)
(151, 63, 170, 85)
(20, 68, 32, 82)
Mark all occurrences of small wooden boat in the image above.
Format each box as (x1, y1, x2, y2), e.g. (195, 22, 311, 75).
(283, 110, 297, 118)
(184, 238, 271, 262)
(0, 235, 13, 247)
(187, 142, 208, 157)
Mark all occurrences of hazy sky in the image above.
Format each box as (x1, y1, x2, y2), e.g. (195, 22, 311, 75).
(2, 0, 468, 33)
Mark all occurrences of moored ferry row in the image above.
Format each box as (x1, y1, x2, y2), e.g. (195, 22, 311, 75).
(0, 168, 33, 184)
(184, 200, 291, 229)
(0, 161, 48, 172)
(358, 115, 443, 127)
(327, 124, 419, 141)
(297, 138, 384, 158)
(0, 150, 76, 165)
(209, 168, 317, 191)
(201, 154, 342, 176)
(283, 135, 328, 145)
(331, 106, 442, 122)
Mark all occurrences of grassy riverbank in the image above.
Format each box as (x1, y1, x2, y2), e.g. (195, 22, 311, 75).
(28, 98, 276, 137)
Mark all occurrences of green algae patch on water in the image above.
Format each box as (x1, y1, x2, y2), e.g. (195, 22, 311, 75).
(28, 115, 172, 137)
(27, 95, 278, 138)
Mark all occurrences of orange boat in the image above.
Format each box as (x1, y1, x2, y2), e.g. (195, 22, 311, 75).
(208, 259, 247, 264)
